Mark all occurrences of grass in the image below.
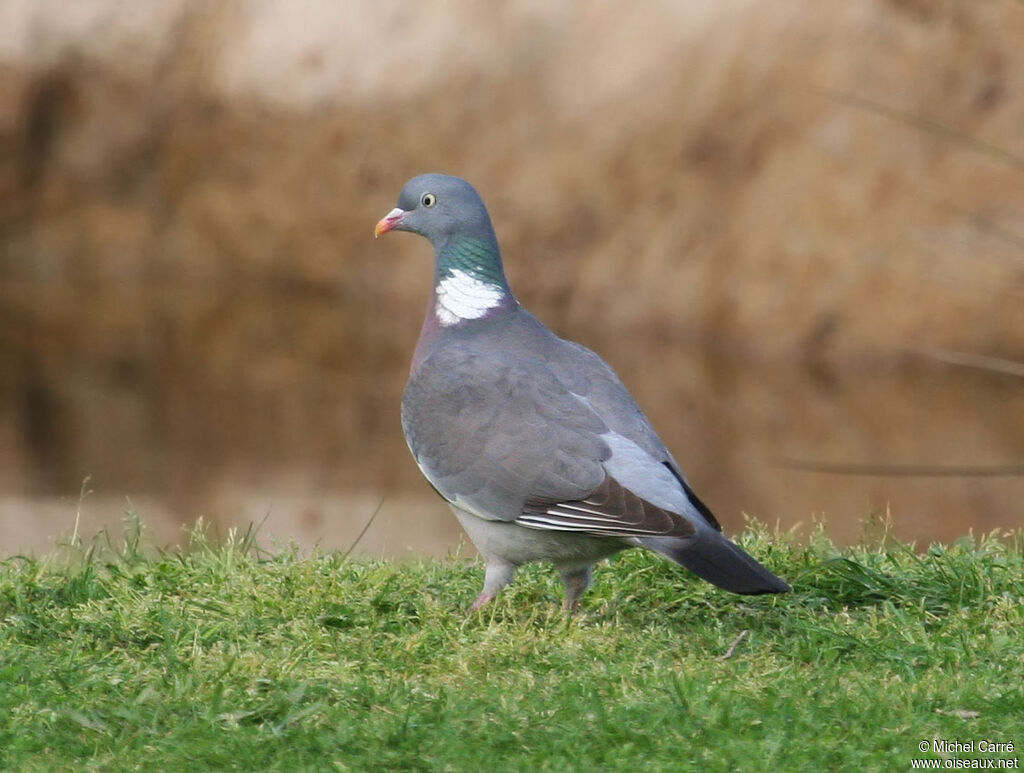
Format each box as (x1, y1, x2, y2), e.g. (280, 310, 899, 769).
(1, 518, 1022, 772)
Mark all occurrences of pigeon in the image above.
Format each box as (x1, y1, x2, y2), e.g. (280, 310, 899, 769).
(375, 174, 790, 610)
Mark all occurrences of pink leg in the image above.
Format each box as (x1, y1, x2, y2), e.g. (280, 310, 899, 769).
(560, 565, 593, 612)
(470, 561, 515, 611)
(471, 592, 494, 610)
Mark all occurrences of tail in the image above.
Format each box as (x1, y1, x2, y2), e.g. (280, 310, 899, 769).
(639, 531, 790, 595)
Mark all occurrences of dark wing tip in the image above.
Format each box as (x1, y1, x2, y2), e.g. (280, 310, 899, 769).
(662, 462, 722, 532)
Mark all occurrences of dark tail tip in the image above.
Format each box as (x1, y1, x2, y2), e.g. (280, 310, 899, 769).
(640, 533, 791, 595)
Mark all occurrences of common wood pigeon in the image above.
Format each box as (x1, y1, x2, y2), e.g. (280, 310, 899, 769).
(376, 174, 790, 609)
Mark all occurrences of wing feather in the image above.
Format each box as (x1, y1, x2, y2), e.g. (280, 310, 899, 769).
(402, 312, 716, 535)
(519, 475, 695, 538)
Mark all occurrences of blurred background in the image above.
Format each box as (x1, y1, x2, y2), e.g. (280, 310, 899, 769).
(1, 0, 1022, 558)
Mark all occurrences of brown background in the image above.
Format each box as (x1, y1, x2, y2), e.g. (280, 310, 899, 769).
(1, 0, 1022, 556)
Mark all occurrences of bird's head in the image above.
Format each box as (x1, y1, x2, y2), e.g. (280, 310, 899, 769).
(374, 174, 494, 246)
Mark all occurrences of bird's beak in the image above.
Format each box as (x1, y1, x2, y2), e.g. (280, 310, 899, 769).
(374, 207, 406, 238)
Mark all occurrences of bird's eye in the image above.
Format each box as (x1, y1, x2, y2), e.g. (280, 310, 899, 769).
(421, 192, 437, 208)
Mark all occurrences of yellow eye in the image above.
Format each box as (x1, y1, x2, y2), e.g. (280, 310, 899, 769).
(421, 192, 437, 208)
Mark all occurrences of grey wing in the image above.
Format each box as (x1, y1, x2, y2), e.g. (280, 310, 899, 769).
(402, 341, 703, 539)
(401, 344, 610, 521)
(543, 335, 722, 532)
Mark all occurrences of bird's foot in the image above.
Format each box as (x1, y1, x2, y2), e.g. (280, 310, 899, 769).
(471, 592, 494, 610)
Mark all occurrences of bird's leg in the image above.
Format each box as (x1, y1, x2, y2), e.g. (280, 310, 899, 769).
(559, 565, 593, 612)
(472, 561, 516, 610)
(471, 592, 494, 610)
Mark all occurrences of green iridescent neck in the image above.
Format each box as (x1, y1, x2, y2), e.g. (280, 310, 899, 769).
(435, 235, 510, 291)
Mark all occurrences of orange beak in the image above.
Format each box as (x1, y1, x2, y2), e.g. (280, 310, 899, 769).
(374, 207, 406, 238)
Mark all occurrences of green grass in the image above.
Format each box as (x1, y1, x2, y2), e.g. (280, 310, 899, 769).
(1, 520, 1022, 772)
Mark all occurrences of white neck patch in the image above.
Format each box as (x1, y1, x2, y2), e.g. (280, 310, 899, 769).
(435, 269, 505, 326)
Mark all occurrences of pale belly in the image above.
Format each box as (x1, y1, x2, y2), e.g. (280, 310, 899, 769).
(450, 505, 630, 569)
